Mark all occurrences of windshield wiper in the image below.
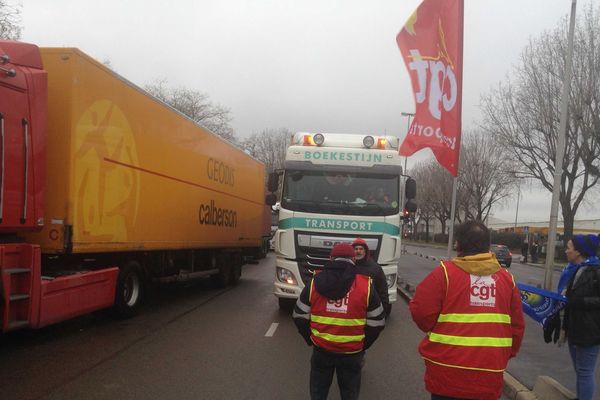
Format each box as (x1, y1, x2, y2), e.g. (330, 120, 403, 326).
(354, 203, 388, 215)
(283, 199, 322, 211)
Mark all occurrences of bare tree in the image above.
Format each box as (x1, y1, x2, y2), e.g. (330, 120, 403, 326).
(481, 4, 600, 239)
(0, 1, 21, 40)
(102, 58, 115, 71)
(241, 128, 290, 172)
(411, 161, 436, 241)
(145, 79, 236, 142)
(417, 160, 454, 236)
(575, 6, 600, 179)
(457, 130, 517, 222)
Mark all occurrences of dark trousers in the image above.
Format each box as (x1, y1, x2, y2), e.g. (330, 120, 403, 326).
(431, 395, 470, 400)
(310, 347, 364, 400)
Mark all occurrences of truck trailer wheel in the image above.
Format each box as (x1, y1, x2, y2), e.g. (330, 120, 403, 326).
(230, 253, 242, 285)
(114, 262, 144, 318)
(211, 254, 232, 288)
(257, 238, 269, 259)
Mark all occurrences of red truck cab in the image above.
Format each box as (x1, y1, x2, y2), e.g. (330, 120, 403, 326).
(0, 41, 117, 333)
(0, 40, 46, 232)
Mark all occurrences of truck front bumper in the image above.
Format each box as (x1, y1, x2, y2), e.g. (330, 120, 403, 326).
(382, 264, 398, 303)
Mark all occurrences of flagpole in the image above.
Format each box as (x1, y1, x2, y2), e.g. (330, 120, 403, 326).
(447, 177, 458, 259)
(447, 0, 464, 260)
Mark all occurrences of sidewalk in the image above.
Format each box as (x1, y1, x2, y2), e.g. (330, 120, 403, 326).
(398, 242, 577, 400)
(405, 240, 565, 270)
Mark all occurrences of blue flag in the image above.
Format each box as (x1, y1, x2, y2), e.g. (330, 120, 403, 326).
(517, 283, 567, 325)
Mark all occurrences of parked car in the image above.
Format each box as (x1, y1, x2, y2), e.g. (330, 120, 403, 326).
(491, 244, 512, 268)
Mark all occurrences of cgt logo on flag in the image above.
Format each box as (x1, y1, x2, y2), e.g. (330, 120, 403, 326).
(397, 0, 464, 176)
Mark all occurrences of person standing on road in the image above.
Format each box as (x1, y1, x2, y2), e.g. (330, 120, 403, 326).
(292, 242, 385, 400)
(530, 241, 539, 263)
(557, 234, 600, 400)
(352, 237, 390, 316)
(409, 221, 525, 400)
(521, 241, 529, 263)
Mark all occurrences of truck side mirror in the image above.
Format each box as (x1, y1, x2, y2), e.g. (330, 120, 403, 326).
(404, 199, 418, 213)
(267, 172, 279, 193)
(405, 177, 416, 200)
(265, 193, 277, 206)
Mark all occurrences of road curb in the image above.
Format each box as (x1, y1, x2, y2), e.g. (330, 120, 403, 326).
(396, 274, 575, 400)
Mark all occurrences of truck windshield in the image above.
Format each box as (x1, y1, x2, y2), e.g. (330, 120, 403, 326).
(281, 170, 399, 216)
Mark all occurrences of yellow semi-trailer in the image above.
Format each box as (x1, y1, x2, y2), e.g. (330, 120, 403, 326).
(28, 48, 266, 253)
(0, 43, 269, 331)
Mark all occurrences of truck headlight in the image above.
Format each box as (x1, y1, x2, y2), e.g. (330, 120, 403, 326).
(386, 273, 397, 289)
(277, 267, 298, 285)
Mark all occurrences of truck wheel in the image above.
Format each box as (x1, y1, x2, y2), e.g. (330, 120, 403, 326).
(257, 239, 268, 259)
(114, 262, 144, 318)
(211, 254, 232, 288)
(230, 254, 242, 285)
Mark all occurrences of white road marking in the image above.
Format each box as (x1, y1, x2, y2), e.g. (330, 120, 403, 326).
(265, 322, 279, 337)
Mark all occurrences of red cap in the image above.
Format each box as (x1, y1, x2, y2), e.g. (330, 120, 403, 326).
(352, 237, 368, 250)
(330, 243, 355, 258)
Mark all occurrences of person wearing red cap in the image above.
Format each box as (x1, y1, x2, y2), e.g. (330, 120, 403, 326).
(352, 237, 390, 315)
(556, 234, 600, 400)
(292, 242, 385, 400)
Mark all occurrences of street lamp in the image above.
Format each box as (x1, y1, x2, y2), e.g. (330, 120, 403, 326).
(507, 171, 527, 231)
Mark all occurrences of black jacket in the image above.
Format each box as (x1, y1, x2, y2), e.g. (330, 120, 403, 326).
(356, 257, 389, 307)
(563, 266, 600, 346)
(292, 258, 385, 351)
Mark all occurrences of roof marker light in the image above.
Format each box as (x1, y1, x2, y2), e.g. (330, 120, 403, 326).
(377, 138, 387, 149)
(313, 133, 325, 146)
(363, 136, 375, 148)
(303, 135, 315, 146)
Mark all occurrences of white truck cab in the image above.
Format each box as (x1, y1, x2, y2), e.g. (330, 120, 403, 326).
(269, 132, 416, 310)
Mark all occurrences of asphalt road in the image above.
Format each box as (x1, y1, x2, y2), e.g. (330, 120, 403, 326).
(1, 253, 432, 400)
(400, 243, 600, 398)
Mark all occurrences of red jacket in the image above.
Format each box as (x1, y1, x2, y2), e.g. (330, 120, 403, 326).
(410, 253, 525, 400)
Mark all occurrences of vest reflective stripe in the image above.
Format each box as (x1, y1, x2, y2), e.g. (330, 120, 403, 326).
(428, 332, 513, 347)
(310, 328, 365, 343)
(311, 315, 366, 326)
(438, 313, 511, 324)
(441, 262, 449, 294)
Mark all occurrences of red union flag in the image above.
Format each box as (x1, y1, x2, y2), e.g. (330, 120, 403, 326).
(397, 0, 464, 176)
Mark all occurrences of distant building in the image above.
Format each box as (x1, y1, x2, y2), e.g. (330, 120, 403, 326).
(415, 217, 600, 242)
(490, 219, 600, 236)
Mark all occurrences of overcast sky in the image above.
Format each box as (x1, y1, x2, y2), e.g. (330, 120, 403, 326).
(20, 0, 599, 223)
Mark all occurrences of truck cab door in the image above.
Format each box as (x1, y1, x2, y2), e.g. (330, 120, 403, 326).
(0, 42, 46, 232)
